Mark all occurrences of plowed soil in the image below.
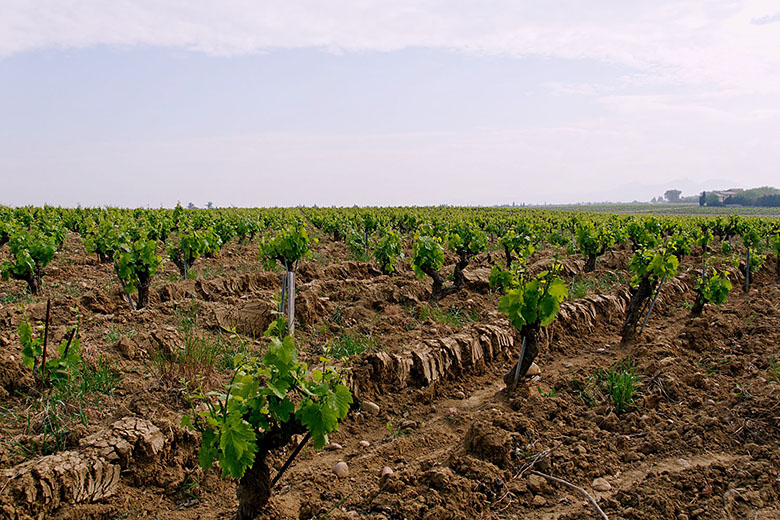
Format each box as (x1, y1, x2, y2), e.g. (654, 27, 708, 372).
(1, 233, 778, 520)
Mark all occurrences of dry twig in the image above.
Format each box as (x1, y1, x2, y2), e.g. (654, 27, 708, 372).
(530, 470, 609, 520)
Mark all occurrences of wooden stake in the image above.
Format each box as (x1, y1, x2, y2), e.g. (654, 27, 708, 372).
(41, 299, 51, 380)
(287, 270, 295, 336)
(639, 275, 665, 335)
(510, 336, 527, 391)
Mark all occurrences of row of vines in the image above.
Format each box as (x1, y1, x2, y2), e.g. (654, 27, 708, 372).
(2, 204, 779, 517)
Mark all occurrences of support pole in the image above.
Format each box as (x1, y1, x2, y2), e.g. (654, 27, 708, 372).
(287, 271, 295, 336)
(639, 275, 666, 335)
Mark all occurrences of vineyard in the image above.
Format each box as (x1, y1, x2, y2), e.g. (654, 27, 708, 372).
(0, 205, 779, 520)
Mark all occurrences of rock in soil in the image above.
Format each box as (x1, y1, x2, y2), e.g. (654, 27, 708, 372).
(362, 400, 381, 415)
(332, 462, 349, 478)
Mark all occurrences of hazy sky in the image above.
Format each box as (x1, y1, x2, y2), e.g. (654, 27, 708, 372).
(1, 1, 780, 207)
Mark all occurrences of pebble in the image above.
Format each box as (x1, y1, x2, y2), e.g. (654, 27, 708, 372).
(591, 477, 612, 491)
(380, 466, 394, 478)
(454, 391, 466, 399)
(531, 495, 547, 507)
(525, 362, 541, 376)
(359, 440, 371, 448)
(325, 443, 343, 451)
(332, 462, 349, 478)
(0, 336, 9, 347)
(527, 474, 549, 494)
(363, 400, 381, 415)
(446, 407, 458, 416)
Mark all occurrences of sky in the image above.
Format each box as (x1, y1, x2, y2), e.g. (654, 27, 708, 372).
(1, 1, 780, 207)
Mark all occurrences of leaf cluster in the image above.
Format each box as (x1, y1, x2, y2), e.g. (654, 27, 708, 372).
(259, 221, 311, 270)
(18, 319, 81, 383)
(628, 246, 679, 287)
(115, 235, 162, 293)
(1, 230, 57, 282)
(184, 336, 352, 479)
(411, 234, 444, 279)
(694, 270, 732, 306)
(373, 229, 403, 274)
(497, 268, 568, 331)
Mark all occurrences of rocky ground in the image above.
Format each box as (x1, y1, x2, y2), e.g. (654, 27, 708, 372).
(0, 233, 778, 520)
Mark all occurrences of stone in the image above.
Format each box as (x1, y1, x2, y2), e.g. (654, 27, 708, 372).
(380, 466, 394, 478)
(525, 362, 541, 377)
(332, 462, 349, 478)
(363, 400, 381, 415)
(591, 477, 612, 491)
(359, 440, 370, 448)
(116, 337, 136, 360)
(531, 495, 547, 507)
(527, 474, 550, 494)
(454, 391, 466, 399)
(324, 443, 343, 451)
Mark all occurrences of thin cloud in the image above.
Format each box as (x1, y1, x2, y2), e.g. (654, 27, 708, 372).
(751, 12, 780, 24)
(1, 1, 779, 93)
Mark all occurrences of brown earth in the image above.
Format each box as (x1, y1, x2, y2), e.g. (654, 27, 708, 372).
(0, 232, 778, 520)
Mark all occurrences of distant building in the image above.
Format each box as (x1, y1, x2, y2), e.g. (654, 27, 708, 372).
(709, 188, 743, 203)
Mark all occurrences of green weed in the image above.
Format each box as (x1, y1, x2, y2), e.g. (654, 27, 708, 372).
(606, 359, 641, 413)
(327, 331, 377, 360)
(769, 357, 780, 383)
(408, 304, 480, 328)
(153, 304, 249, 388)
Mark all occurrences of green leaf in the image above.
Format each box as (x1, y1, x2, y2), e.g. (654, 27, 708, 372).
(218, 414, 258, 479)
(268, 397, 295, 423)
(332, 384, 353, 419)
(297, 400, 339, 449)
(198, 428, 219, 470)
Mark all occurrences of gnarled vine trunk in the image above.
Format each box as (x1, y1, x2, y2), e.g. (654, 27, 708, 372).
(19, 269, 42, 295)
(236, 453, 272, 520)
(424, 254, 470, 305)
(620, 276, 655, 343)
(691, 291, 706, 315)
(503, 323, 541, 388)
(234, 420, 307, 520)
(584, 253, 597, 272)
(136, 273, 151, 310)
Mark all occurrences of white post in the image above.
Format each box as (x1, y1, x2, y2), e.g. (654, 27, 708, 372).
(287, 271, 295, 336)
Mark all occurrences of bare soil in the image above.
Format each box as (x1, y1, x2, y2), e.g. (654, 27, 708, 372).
(0, 233, 778, 520)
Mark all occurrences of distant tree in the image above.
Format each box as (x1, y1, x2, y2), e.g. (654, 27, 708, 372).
(699, 191, 706, 207)
(705, 193, 723, 207)
(664, 190, 682, 203)
(206, 201, 214, 209)
(756, 194, 780, 207)
(187, 202, 197, 209)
